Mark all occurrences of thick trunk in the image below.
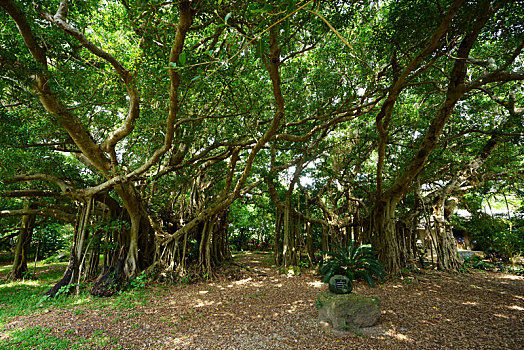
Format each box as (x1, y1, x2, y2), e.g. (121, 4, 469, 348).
(369, 199, 403, 275)
(282, 200, 300, 267)
(273, 210, 282, 265)
(433, 200, 462, 270)
(91, 183, 154, 295)
(396, 220, 417, 269)
(7, 203, 36, 280)
(196, 211, 230, 277)
(321, 224, 329, 257)
(305, 221, 315, 265)
(293, 216, 301, 264)
(303, 193, 315, 265)
(91, 183, 155, 295)
(282, 201, 291, 266)
(46, 198, 92, 297)
(198, 218, 214, 277)
(434, 222, 461, 270)
(114, 183, 141, 278)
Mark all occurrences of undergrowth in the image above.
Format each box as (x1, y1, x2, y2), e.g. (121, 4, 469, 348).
(0, 261, 148, 349)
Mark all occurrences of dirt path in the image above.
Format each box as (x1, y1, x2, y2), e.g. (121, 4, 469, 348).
(7, 253, 524, 349)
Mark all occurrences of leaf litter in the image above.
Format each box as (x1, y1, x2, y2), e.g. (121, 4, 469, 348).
(3, 253, 523, 349)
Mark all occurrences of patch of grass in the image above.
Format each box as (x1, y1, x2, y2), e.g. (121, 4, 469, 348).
(111, 289, 148, 310)
(0, 326, 88, 349)
(0, 260, 156, 350)
(0, 277, 60, 328)
(0, 260, 150, 330)
(89, 330, 117, 348)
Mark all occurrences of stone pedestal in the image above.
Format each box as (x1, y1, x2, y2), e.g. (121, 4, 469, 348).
(317, 291, 380, 332)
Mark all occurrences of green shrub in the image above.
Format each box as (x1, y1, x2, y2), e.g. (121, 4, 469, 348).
(319, 241, 385, 287)
(463, 255, 495, 271)
(127, 271, 147, 290)
(453, 212, 524, 259)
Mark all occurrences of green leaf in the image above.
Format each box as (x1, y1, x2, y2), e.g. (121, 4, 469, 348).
(178, 52, 187, 66)
(319, 241, 384, 287)
(224, 12, 232, 24)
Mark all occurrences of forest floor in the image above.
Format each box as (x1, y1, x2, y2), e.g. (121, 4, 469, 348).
(1, 252, 523, 349)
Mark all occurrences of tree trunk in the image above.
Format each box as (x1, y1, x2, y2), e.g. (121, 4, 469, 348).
(46, 198, 92, 297)
(7, 202, 36, 280)
(91, 183, 154, 296)
(274, 210, 282, 265)
(321, 224, 329, 259)
(305, 221, 315, 265)
(281, 199, 300, 267)
(85, 232, 101, 280)
(369, 199, 403, 275)
(303, 192, 315, 265)
(282, 201, 291, 267)
(433, 199, 462, 270)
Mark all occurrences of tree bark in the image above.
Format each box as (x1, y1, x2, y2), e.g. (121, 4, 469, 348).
(273, 209, 283, 265)
(7, 202, 36, 280)
(433, 199, 462, 270)
(369, 198, 403, 275)
(46, 198, 92, 297)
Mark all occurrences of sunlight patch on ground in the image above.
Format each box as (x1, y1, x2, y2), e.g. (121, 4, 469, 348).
(307, 281, 323, 288)
(73, 298, 90, 306)
(0, 280, 41, 289)
(194, 300, 215, 308)
(498, 274, 524, 281)
(0, 265, 13, 274)
(233, 278, 252, 285)
(169, 334, 193, 347)
(469, 284, 483, 289)
(507, 305, 524, 311)
(386, 329, 412, 342)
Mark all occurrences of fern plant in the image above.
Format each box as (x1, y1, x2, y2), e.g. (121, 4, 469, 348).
(319, 241, 385, 287)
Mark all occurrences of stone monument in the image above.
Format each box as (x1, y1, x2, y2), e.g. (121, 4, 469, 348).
(318, 275, 380, 332)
